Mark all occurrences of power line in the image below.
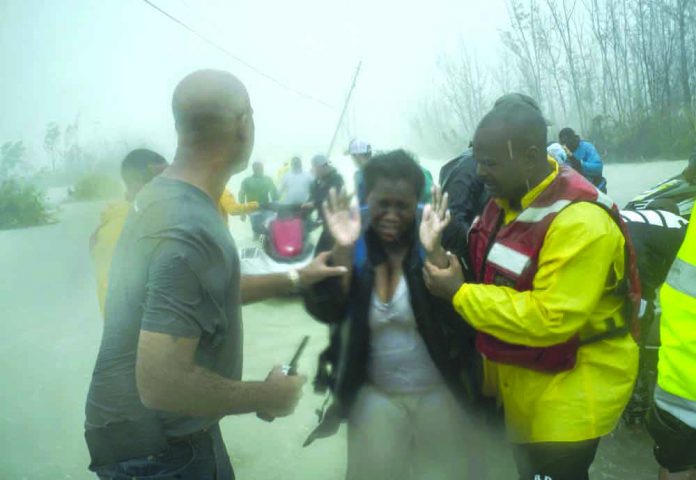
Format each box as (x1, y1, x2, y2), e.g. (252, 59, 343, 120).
(141, 0, 336, 109)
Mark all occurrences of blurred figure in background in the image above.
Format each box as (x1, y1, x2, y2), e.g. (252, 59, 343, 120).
(239, 161, 278, 238)
(438, 145, 488, 262)
(547, 142, 568, 165)
(347, 138, 372, 207)
(279, 156, 313, 205)
(559, 127, 606, 192)
(302, 154, 344, 242)
(218, 188, 259, 224)
(89, 148, 167, 314)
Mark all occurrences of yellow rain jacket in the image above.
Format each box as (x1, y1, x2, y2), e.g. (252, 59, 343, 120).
(453, 162, 638, 443)
(90, 200, 130, 314)
(218, 189, 259, 219)
(658, 209, 696, 401)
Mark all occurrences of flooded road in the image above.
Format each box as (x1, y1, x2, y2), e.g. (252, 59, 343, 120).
(0, 159, 688, 479)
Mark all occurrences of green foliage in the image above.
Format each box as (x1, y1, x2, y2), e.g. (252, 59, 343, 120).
(588, 114, 696, 161)
(70, 173, 122, 201)
(0, 179, 53, 230)
(1, 141, 26, 179)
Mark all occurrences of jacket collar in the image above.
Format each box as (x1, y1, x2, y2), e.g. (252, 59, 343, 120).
(495, 157, 559, 225)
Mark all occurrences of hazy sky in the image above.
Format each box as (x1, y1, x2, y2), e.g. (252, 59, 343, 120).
(0, 0, 509, 168)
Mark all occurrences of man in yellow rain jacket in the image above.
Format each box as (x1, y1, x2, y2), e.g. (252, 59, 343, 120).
(423, 97, 639, 480)
(90, 150, 258, 314)
(646, 210, 696, 479)
(89, 149, 167, 313)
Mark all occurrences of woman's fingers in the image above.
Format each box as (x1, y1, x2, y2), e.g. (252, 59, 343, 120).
(441, 209, 452, 230)
(440, 192, 449, 219)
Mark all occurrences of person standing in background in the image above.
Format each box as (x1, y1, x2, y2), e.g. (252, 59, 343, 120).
(239, 161, 278, 238)
(279, 156, 313, 204)
(89, 149, 167, 314)
(347, 138, 372, 207)
(559, 127, 606, 192)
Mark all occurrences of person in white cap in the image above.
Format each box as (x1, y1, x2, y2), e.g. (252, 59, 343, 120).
(347, 139, 372, 206)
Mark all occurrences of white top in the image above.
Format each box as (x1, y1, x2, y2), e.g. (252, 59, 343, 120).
(368, 276, 443, 393)
(280, 171, 313, 204)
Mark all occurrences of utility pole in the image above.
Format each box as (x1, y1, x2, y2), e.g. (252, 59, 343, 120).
(326, 61, 362, 158)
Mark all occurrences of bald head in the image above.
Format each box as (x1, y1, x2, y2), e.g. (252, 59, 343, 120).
(172, 70, 254, 172)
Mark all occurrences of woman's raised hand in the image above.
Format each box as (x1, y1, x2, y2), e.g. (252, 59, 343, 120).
(419, 184, 451, 255)
(322, 187, 361, 248)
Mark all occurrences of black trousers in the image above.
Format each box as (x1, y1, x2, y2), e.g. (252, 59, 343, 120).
(513, 438, 600, 480)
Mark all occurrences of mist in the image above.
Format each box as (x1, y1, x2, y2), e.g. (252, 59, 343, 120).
(1, 0, 695, 479)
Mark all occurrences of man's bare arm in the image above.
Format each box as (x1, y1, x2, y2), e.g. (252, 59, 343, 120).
(240, 251, 347, 305)
(136, 330, 303, 417)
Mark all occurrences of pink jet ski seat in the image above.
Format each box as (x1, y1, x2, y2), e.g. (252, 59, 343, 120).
(270, 218, 304, 258)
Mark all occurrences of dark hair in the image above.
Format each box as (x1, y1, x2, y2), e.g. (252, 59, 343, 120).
(363, 149, 424, 199)
(559, 127, 576, 139)
(121, 149, 167, 186)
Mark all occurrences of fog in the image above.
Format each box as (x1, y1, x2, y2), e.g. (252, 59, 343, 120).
(0, 0, 507, 165)
(0, 159, 688, 479)
(1, 1, 694, 479)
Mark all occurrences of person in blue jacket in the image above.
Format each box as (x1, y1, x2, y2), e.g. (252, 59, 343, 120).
(559, 127, 607, 192)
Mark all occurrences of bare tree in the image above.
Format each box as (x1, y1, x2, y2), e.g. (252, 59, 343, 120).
(43, 122, 61, 173)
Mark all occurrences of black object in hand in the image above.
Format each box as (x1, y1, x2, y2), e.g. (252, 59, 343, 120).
(257, 335, 310, 422)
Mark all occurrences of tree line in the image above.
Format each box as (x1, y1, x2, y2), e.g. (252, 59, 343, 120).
(414, 0, 696, 161)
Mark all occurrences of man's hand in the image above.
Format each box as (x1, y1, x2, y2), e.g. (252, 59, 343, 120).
(298, 251, 348, 287)
(259, 366, 306, 418)
(323, 187, 361, 248)
(419, 185, 451, 260)
(423, 252, 465, 300)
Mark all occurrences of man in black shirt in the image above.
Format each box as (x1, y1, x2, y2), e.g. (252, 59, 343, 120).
(438, 148, 488, 263)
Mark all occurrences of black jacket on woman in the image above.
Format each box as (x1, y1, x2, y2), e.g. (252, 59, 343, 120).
(303, 213, 481, 420)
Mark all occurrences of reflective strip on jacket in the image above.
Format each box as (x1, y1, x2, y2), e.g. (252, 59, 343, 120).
(658, 209, 696, 401)
(453, 159, 638, 443)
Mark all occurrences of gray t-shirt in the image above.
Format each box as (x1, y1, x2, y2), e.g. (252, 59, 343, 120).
(280, 171, 313, 204)
(85, 177, 242, 437)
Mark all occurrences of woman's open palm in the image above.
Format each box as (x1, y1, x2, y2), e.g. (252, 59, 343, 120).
(419, 185, 451, 253)
(323, 187, 361, 248)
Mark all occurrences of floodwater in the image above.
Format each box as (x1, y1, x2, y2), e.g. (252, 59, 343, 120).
(0, 159, 688, 479)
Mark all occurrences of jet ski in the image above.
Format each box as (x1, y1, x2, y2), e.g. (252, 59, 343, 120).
(625, 174, 695, 219)
(239, 203, 315, 275)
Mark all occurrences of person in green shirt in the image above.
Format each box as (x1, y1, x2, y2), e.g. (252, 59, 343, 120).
(239, 161, 278, 238)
